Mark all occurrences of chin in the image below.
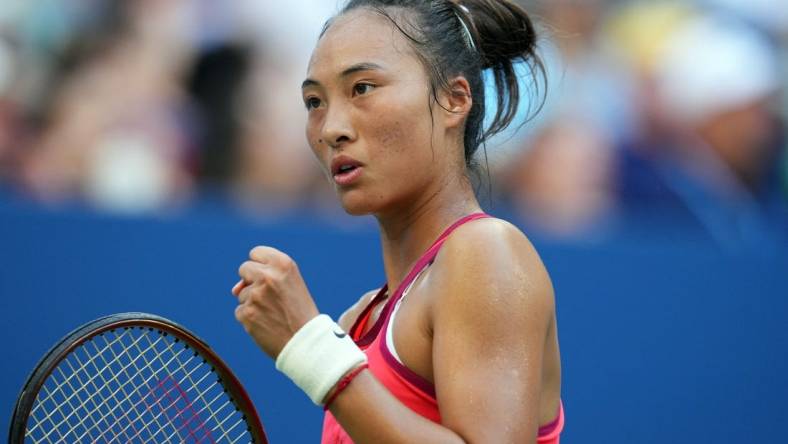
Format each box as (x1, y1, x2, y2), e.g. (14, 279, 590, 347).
(339, 198, 373, 216)
(337, 189, 379, 216)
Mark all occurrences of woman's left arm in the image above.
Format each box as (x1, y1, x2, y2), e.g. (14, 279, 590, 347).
(428, 219, 555, 442)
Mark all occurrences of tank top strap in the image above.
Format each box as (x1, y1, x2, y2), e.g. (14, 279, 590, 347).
(382, 212, 489, 316)
(349, 285, 388, 342)
(422, 212, 490, 265)
(349, 212, 489, 346)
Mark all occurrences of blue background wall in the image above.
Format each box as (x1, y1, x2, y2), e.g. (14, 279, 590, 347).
(2, 198, 787, 443)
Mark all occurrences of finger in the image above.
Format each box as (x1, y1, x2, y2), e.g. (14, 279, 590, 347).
(250, 246, 289, 265)
(231, 279, 245, 297)
(234, 303, 247, 326)
(238, 260, 269, 284)
(237, 285, 252, 305)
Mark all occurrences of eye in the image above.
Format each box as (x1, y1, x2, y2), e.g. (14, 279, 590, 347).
(304, 96, 322, 110)
(353, 83, 375, 96)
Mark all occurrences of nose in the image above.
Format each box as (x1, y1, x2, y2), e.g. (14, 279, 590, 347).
(320, 101, 355, 149)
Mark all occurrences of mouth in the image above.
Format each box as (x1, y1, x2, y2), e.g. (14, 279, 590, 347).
(334, 163, 359, 175)
(331, 156, 364, 186)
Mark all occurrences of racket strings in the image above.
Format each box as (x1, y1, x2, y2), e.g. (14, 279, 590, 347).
(73, 332, 211, 443)
(60, 355, 137, 442)
(80, 336, 177, 443)
(158, 334, 244, 441)
(90, 335, 168, 441)
(25, 327, 255, 443)
(67, 339, 191, 443)
(60, 339, 150, 443)
(34, 333, 180, 443)
(36, 329, 242, 444)
(110, 334, 206, 443)
(32, 331, 168, 441)
(31, 328, 141, 414)
(132, 332, 216, 444)
(28, 329, 148, 440)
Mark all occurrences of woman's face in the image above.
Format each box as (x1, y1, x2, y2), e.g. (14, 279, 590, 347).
(302, 9, 454, 216)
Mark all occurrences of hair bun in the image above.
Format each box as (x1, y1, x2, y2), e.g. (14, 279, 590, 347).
(460, 0, 538, 69)
(456, 0, 543, 137)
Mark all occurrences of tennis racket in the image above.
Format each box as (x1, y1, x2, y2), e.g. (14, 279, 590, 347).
(9, 312, 268, 444)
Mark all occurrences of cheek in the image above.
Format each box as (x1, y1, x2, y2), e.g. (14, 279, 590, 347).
(366, 80, 432, 150)
(362, 116, 437, 207)
(373, 120, 408, 155)
(305, 123, 326, 163)
(365, 103, 433, 167)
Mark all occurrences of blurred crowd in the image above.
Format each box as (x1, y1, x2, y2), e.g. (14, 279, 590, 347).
(0, 0, 785, 248)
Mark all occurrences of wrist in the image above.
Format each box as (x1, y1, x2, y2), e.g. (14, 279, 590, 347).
(275, 314, 367, 405)
(322, 362, 369, 410)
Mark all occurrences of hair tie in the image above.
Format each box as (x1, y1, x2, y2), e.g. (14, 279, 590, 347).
(454, 4, 477, 51)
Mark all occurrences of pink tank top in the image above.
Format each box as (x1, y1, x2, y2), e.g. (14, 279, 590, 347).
(321, 213, 564, 443)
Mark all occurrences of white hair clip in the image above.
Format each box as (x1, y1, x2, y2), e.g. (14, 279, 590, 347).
(455, 5, 477, 51)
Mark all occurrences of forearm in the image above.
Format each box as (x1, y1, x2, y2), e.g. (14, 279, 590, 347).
(328, 371, 468, 444)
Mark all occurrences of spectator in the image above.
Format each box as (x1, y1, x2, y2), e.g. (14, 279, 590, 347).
(618, 13, 786, 248)
(499, 0, 624, 238)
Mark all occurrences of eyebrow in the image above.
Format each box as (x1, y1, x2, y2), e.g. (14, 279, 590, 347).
(301, 62, 384, 89)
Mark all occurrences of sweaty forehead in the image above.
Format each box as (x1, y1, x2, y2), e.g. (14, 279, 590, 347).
(306, 8, 420, 80)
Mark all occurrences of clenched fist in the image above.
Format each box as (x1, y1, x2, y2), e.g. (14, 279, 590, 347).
(232, 246, 320, 359)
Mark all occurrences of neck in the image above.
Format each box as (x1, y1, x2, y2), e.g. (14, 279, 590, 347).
(375, 172, 481, 293)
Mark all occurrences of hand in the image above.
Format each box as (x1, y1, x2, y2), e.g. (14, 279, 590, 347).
(232, 246, 320, 360)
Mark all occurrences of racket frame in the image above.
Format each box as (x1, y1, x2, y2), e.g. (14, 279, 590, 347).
(9, 312, 268, 444)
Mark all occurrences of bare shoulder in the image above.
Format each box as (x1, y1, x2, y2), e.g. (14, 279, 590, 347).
(337, 288, 380, 332)
(438, 217, 549, 275)
(428, 217, 554, 317)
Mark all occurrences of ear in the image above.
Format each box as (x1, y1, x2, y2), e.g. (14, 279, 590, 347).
(438, 76, 473, 130)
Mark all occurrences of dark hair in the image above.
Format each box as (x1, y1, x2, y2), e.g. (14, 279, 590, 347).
(324, 0, 545, 174)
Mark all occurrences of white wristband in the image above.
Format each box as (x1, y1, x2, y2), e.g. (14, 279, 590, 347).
(275, 314, 367, 405)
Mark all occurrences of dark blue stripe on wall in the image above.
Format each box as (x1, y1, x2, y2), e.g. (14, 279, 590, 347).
(1, 199, 786, 443)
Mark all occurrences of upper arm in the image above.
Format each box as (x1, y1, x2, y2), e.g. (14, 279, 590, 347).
(338, 288, 380, 332)
(428, 219, 554, 443)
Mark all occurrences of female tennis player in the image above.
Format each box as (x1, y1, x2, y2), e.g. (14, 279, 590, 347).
(232, 1, 563, 442)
